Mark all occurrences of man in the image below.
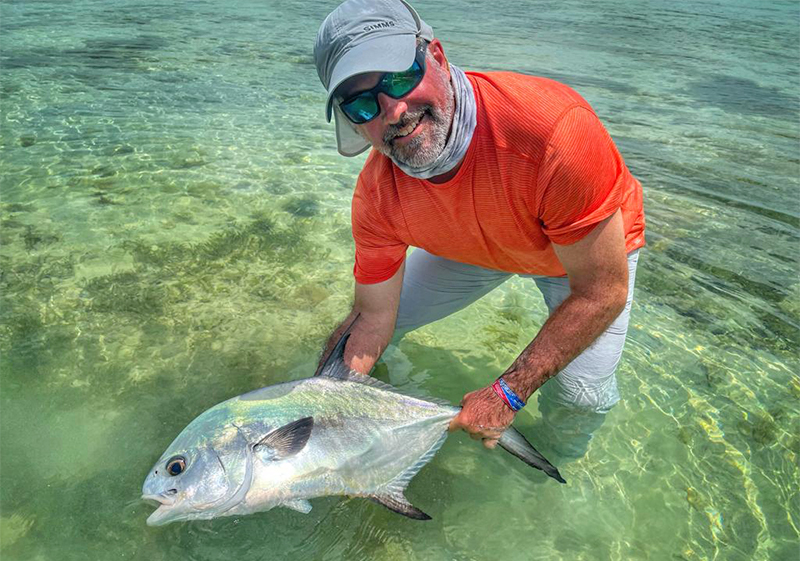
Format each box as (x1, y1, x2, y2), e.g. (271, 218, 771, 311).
(313, 0, 645, 456)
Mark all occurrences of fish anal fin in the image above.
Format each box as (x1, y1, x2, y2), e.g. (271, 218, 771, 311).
(368, 493, 431, 520)
(255, 417, 314, 460)
(384, 430, 448, 497)
(363, 430, 447, 521)
(283, 499, 312, 514)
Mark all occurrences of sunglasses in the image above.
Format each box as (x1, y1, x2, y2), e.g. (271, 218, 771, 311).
(338, 42, 428, 125)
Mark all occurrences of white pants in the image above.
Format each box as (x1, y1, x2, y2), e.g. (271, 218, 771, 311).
(393, 249, 640, 457)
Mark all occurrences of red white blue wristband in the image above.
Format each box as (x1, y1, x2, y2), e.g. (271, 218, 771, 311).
(491, 377, 526, 412)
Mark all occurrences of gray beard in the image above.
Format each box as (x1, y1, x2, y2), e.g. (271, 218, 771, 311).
(380, 79, 454, 168)
(355, 65, 455, 169)
(387, 64, 476, 180)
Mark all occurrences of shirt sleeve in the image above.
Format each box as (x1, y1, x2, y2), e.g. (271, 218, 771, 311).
(536, 106, 624, 245)
(351, 176, 408, 284)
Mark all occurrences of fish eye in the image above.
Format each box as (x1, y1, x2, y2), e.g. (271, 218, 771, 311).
(166, 456, 186, 476)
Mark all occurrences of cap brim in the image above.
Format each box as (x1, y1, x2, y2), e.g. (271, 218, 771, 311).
(325, 33, 418, 122)
(333, 105, 371, 157)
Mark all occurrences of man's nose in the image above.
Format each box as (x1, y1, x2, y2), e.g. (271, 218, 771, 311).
(377, 92, 408, 125)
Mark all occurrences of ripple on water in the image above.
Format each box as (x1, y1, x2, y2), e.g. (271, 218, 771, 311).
(0, 0, 798, 559)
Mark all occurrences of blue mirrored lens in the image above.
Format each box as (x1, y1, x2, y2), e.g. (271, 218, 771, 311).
(341, 94, 379, 124)
(338, 46, 426, 124)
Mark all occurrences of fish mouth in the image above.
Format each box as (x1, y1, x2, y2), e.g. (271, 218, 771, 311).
(142, 492, 177, 526)
(142, 492, 176, 507)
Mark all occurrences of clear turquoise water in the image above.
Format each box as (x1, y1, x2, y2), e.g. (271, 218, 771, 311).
(1, 0, 798, 559)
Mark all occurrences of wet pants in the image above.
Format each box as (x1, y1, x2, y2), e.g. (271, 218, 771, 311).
(393, 249, 640, 457)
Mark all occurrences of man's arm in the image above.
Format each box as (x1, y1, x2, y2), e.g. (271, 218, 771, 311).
(450, 209, 629, 447)
(316, 262, 405, 376)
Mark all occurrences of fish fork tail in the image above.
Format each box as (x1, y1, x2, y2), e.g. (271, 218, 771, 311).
(499, 427, 566, 484)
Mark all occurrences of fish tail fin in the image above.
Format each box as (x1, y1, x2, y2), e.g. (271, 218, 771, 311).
(498, 427, 566, 484)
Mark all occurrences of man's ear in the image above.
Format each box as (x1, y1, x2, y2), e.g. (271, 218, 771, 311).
(427, 39, 450, 77)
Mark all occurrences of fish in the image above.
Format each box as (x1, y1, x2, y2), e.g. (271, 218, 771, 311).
(141, 319, 565, 526)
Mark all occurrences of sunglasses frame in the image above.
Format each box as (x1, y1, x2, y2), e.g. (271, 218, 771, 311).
(338, 41, 429, 125)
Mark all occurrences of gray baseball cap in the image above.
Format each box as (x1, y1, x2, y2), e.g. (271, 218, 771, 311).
(314, 0, 434, 156)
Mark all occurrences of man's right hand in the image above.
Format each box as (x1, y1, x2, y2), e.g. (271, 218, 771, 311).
(449, 385, 516, 449)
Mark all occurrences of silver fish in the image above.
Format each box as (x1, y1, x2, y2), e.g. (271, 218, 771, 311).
(141, 320, 565, 526)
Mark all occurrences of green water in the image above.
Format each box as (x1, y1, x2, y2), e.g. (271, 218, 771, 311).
(1, 0, 798, 559)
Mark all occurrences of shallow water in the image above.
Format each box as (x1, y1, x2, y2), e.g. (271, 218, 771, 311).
(1, 0, 798, 559)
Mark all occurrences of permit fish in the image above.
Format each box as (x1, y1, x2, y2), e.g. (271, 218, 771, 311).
(141, 319, 565, 526)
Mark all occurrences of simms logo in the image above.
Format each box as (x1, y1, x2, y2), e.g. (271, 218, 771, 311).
(364, 21, 396, 32)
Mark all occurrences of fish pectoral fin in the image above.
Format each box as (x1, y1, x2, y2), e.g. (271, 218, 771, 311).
(283, 499, 312, 514)
(255, 417, 314, 460)
(368, 493, 431, 521)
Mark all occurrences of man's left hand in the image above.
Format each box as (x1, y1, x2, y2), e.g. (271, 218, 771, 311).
(448, 385, 516, 449)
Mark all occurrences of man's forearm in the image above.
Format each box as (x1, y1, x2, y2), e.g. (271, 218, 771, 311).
(316, 310, 396, 376)
(502, 288, 627, 401)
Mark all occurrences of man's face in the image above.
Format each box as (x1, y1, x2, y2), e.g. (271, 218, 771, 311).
(336, 40, 455, 167)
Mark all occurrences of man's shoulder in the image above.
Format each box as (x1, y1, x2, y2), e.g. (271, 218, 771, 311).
(468, 71, 589, 110)
(468, 71, 593, 155)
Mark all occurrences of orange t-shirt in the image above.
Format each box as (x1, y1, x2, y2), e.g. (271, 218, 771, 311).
(352, 71, 645, 284)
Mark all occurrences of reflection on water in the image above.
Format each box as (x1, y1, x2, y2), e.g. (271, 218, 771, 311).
(1, 0, 798, 560)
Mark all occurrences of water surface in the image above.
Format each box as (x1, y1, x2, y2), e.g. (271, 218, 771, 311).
(1, 0, 798, 560)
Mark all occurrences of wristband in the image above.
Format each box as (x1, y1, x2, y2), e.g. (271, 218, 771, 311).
(491, 377, 526, 412)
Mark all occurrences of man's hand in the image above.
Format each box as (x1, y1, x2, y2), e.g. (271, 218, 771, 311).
(448, 385, 516, 449)
(315, 263, 405, 377)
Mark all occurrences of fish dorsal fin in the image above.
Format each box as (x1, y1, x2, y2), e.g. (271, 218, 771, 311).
(329, 367, 455, 407)
(314, 316, 401, 390)
(255, 417, 313, 461)
(316, 314, 362, 380)
(315, 314, 453, 407)
(341, 371, 401, 392)
(369, 493, 431, 520)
